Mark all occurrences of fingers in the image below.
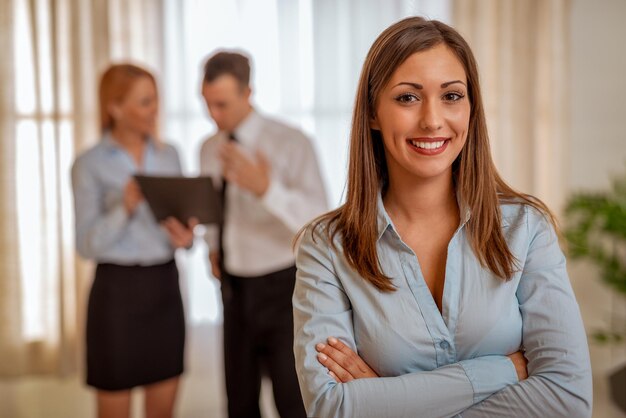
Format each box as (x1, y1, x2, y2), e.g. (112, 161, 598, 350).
(126, 179, 143, 198)
(211, 264, 222, 280)
(255, 150, 270, 172)
(328, 371, 341, 383)
(315, 337, 379, 383)
(163, 217, 185, 236)
(315, 340, 356, 380)
(316, 344, 354, 383)
(219, 142, 249, 169)
(162, 219, 184, 245)
(507, 350, 529, 381)
(219, 143, 261, 175)
(187, 217, 199, 229)
(164, 217, 198, 234)
(320, 339, 357, 371)
(223, 168, 238, 184)
(219, 145, 270, 197)
(220, 145, 247, 185)
(326, 337, 375, 376)
(124, 180, 144, 214)
(209, 252, 221, 280)
(162, 217, 194, 248)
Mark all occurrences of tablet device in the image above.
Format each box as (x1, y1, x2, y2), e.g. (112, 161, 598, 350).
(134, 175, 222, 225)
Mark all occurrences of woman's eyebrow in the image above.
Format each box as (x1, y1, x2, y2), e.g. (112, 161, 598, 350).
(393, 80, 467, 89)
(441, 80, 466, 88)
(394, 82, 423, 89)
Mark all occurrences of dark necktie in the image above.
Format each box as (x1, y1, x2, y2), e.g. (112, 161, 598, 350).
(218, 133, 237, 270)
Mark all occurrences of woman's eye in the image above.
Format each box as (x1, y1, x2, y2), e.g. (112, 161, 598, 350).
(443, 92, 465, 102)
(395, 93, 418, 104)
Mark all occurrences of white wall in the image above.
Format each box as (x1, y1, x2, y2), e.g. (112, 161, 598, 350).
(569, 0, 626, 191)
(569, 1, 626, 417)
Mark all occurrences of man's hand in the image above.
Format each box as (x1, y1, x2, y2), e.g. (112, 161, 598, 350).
(219, 142, 270, 197)
(315, 337, 379, 383)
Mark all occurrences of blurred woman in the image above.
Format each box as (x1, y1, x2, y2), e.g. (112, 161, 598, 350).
(72, 64, 195, 418)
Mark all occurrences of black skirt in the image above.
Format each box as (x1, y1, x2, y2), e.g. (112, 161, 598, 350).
(86, 259, 185, 391)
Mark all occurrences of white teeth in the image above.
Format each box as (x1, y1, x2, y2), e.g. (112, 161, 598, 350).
(410, 140, 445, 149)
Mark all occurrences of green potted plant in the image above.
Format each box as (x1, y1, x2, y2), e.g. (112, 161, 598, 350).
(564, 171, 626, 412)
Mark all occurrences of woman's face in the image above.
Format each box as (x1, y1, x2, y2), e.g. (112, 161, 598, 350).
(371, 43, 470, 185)
(111, 76, 158, 137)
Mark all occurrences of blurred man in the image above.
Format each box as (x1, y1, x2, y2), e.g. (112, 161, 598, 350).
(199, 50, 327, 418)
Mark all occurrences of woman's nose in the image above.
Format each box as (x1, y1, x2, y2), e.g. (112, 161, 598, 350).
(419, 100, 443, 131)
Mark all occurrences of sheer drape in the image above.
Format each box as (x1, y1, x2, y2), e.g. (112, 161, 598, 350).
(0, 0, 163, 376)
(161, 0, 451, 207)
(453, 0, 570, 211)
(0, 0, 569, 378)
(0, 0, 22, 376)
(0, 0, 451, 376)
(159, 0, 452, 324)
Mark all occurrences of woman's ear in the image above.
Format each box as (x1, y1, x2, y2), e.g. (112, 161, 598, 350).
(108, 103, 122, 122)
(369, 114, 380, 131)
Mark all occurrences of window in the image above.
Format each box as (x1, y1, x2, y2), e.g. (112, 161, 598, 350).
(160, 0, 451, 324)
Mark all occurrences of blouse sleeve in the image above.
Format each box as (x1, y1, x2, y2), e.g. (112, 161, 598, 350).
(460, 208, 593, 418)
(71, 156, 129, 259)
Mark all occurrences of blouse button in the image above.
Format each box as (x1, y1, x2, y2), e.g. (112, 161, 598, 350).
(439, 340, 450, 349)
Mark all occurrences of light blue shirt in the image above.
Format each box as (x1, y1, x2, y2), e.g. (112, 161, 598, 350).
(71, 134, 182, 265)
(293, 194, 592, 418)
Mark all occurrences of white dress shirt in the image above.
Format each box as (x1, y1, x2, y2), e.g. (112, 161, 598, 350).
(200, 109, 329, 277)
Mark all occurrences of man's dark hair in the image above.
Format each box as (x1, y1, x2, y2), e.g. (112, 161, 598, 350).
(203, 51, 251, 87)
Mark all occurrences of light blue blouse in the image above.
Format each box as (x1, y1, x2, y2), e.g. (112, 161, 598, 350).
(293, 194, 592, 418)
(71, 134, 182, 266)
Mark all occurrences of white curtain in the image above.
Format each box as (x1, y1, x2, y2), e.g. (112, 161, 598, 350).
(162, 0, 451, 203)
(5, 0, 570, 375)
(0, 0, 164, 377)
(452, 0, 570, 213)
(160, 0, 452, 323)
(3, 0, 571, 378)
(0, 0, 450, 378)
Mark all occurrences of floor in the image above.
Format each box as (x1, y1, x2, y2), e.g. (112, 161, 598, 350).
(0, 321, 280, 418)
(1, 323, 625, 418)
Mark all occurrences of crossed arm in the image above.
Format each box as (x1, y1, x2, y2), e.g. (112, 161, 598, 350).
(294, 228, 521, 418)
(316, 337, 528, 385)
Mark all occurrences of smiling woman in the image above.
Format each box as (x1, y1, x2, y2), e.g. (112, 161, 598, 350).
(371, 44, 470, 204)
(368, 43, 471, 313)
(293, 16, 593, 418)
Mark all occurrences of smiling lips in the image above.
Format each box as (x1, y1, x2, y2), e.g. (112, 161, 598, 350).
(407, 138, 450, 155)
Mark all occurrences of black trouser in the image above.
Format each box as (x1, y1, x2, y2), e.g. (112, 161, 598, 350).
(221, 266, 306, 418)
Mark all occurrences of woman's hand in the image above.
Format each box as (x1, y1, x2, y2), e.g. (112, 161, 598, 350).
(315, 337, 378, 383)
(209, 251, 221, 280)
(162, 217, 198, 249)
(123, 179, 144, 215)
(507, 350, 529, 381)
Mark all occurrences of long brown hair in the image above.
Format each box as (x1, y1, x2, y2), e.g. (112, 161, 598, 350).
(302, 16, 557, 292)
(98, 63, 158, 135)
